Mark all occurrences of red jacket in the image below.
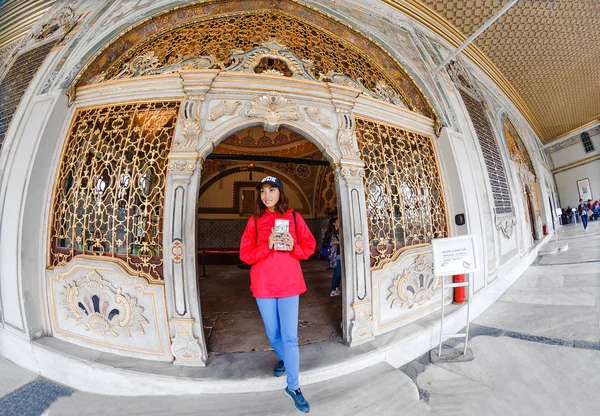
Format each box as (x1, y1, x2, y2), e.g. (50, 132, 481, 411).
(240, 209, 316, 298)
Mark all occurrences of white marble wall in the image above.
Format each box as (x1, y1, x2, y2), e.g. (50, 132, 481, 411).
(0, 0, 559, 369)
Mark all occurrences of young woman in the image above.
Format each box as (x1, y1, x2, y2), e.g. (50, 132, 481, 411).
(240, 175, 316, 413)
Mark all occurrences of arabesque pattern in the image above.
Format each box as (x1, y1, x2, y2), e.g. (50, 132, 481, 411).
(356, 119, 448, 269)
(49, 101, 180, 282)
(504, 117, 535, 175)
(77, 7, 433, 119)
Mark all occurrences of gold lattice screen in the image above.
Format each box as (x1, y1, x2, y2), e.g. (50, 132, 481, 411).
(49, 101, 180, 282)
(75, 6, 434, 120)
(356, 119, 449, 269)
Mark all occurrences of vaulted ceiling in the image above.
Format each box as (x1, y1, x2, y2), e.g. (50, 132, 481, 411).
(1, 0, 597, 143)
(413, 0, 600, 142)
(0, 0, 55, 50)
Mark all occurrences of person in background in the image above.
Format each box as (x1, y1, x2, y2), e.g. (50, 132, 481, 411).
(239, 175, 316, 413)
(565, 206, 573, 224)
(592, 200, 600, 221)
(329, 218, 342, 297)
(578, 198, 589, 231)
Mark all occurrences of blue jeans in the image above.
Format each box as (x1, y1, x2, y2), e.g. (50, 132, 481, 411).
(256, 296, 300, 390)
(331, 259, 341, 291)
(582, 214, 588, 229)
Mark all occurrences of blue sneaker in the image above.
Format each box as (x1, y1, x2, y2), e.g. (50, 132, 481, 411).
(285, 386, 310, 413)
(273, 360, 286, 377)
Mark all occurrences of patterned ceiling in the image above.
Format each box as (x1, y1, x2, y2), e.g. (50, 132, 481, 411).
(213, 127, 322, 158)
(0, 0, 56, 49)
(416, 0, 600, 142)
(2, 1, 596, 143)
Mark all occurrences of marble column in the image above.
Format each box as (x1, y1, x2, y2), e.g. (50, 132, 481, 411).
(162, 94, 207, 366)
(333, 104, 374, 346)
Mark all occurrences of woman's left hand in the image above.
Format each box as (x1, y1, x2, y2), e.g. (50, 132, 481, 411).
(281, 232, 294, 251)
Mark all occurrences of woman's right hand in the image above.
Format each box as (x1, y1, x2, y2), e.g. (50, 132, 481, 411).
(268, 232, 281, 249)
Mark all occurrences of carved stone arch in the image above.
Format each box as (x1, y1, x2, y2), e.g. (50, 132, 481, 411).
(202, 116, 340, 167)
(67, 1, 439, 126)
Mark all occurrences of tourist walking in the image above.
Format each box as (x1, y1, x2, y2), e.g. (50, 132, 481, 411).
(240, 175, 316, 413)
(578, 198, 589, 231)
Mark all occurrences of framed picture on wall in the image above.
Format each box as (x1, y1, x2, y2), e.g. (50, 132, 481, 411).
(576, 178, 592, 201)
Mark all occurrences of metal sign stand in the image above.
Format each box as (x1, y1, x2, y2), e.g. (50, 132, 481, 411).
(430, 235, 478, 363)
(430, 275, 474, 363)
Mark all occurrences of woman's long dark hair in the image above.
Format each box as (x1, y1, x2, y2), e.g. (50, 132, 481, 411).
(254, 184, 290, 218)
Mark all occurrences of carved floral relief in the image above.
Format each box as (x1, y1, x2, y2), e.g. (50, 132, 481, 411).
(58, 270, 149, 337)
(387, 255, 439, 309)
(244, 91, 301, 132)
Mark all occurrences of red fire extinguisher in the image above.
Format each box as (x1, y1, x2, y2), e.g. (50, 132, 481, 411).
(453, 274, 466, 304)
(543, 225, 548, 235)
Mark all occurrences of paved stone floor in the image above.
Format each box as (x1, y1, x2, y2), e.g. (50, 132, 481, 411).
(199, 261, 342, 354)
(1, 220, 599, 415)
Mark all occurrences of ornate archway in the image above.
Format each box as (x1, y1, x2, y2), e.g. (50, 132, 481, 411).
(68, 0, 438, 128)
(46, 0, 449, 367)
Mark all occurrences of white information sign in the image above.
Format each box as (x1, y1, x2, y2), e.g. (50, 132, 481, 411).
(431, 235, 479, 276)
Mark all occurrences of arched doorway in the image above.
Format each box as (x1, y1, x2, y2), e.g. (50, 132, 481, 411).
(196, 126, 341, 354)
(47, 0, 445, 366)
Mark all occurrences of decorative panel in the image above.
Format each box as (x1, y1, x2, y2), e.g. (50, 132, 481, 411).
(47, 258, 172, 360)
(72, 1, 435, 121)
(460, 91, 512, 215)
(0, 40, 57, 151)
(504, 118, 535, 175)
(315, 168, 336, 217)
(356, 118, 449, 269)
(372, 246, 451, 334)
(49, 101, 180, 283)
(504, 117, 540, 217)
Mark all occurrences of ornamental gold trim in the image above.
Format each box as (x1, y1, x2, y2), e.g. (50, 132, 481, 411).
(48, 101, 180, 283)
(356, 117, 449, 270)
(68, 1, 438, 125)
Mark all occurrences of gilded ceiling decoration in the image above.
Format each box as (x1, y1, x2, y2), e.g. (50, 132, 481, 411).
(71, 0, 436, 121)
(417, 0, 600, 142)
(213, 127, 318, 158)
